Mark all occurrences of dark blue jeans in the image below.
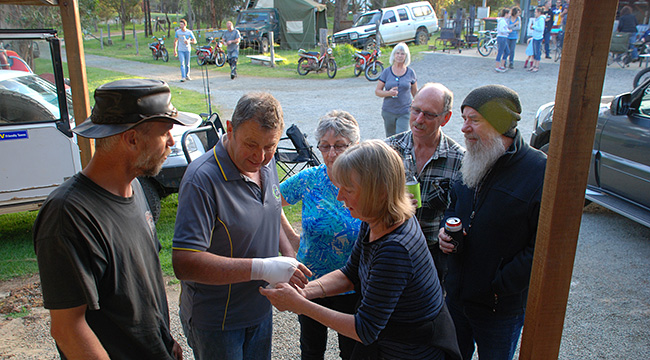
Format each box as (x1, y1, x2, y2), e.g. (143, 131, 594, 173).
(299, 293, 359, 360)
(181, 311, 272, 360)
(506, 38, 517, 65)
(447, 299, 524, 360)
(496, 37, 510, 62)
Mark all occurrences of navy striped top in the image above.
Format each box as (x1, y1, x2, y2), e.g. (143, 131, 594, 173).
(341, 216, 445, 359)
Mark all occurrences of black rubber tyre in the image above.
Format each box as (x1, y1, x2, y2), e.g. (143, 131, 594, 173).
(215, 51, 226, 67)
(327, 59, 337, 79)
(364, 61, 384, 81)
(138, 177, 161, 223)
(477, 39, 492, 56)
(297, 57, 310, 75)
(354, 60, 363, 77)
(633, 67, 650, 87)
(161, 48, 169, 62)
(260, 37, 270, 54)
(554, 46, 562, 62)
(415, 28, 429, 46)
(196, 52, 207, 66)
(363, 38, 377, 52)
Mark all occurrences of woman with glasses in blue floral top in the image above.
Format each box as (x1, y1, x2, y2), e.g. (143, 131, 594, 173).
(279, 110, 362, 360)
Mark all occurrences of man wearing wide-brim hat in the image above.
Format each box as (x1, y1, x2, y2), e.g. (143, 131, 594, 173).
(33, 79, 198, 359)
(438, 84, 547, 360)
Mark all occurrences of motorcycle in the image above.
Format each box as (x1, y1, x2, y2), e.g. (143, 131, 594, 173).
(353, 48, 384, 81)
(149, 36, 169, 62)
(196, 37, 226, 67)
(297, 47, 337, 79)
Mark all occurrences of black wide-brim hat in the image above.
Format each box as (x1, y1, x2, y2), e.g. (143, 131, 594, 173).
(73, 79, 200, 138)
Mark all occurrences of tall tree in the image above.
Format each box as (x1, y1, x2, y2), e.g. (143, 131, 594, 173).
(104, 0, 142, 40)
(333, 0, 349, 33)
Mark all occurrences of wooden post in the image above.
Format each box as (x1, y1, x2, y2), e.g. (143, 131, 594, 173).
(519, 0, 619, 358)
(319, 28, 328, 55)
(59, 0, 93, 167)
(100, 28, 104, 51)
(269, 31, 275, 67)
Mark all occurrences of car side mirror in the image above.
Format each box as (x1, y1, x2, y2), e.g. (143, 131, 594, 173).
(611, 93, 631, 116)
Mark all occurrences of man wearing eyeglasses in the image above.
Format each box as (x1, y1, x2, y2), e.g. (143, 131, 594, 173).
(385, 82, 465, 287)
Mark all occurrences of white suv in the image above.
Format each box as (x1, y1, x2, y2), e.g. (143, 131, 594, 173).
(333, 1, 438, 51)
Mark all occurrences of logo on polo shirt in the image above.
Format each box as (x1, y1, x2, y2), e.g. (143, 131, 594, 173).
(273, 184, 281, 201)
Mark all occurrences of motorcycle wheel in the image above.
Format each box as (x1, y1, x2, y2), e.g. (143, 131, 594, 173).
(297, 57, 310, 76)
(197, 52, 207, 66)
(353, 60, 363, 77)
(327, 59, 337, 79)
(365, 61, 384, 81)
(161, 49, 169, 62)
(152, 50, 158, 61)
(215, 51, 226, 67)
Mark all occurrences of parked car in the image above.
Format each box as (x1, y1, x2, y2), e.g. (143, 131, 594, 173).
(332, 1, 439, 51)
(529, 80, 650, 228)
(0, 30, 218, 222)
(236, 8, 281, 54)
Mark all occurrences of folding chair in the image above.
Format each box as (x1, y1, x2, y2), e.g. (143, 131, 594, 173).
(275, 124, 321, 182)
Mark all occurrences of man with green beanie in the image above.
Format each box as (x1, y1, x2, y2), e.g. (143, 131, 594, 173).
(438, 84, 547, 360)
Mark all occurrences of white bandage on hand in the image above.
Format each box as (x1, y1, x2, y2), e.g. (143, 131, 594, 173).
(251, 256, 300, 286)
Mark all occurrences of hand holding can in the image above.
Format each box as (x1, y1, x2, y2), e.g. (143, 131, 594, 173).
(445, 217, 464, 253)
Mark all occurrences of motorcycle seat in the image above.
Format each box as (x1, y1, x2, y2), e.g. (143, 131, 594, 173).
(304, 51, 319, 56)
(358, 51, 371, 56)
(200, 45, 212, 49)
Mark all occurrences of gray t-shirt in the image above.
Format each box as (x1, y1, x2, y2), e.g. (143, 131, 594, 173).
(173, 139, 282, 330)
(379, 66, 417, 116)
(34, 173, 175, 359)
(175, 28, 196, 52)
(222, 29, 241, 58)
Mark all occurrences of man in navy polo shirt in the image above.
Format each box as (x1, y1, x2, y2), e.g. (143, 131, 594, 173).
(172, 92, 311, 360)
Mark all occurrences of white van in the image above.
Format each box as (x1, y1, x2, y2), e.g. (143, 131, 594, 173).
(332, 1, 439, 51)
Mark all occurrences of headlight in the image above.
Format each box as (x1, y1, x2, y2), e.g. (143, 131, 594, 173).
(349, 32, 358, 40)
(249, 30, 256, 36)
(169, 134, 199, 157)
(327, 48, 332, 55)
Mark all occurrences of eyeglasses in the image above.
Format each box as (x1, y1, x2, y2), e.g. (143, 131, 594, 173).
(410, 106, 445, 121)
(317, 143, 351, 153)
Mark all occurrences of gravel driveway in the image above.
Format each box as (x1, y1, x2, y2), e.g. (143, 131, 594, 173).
(16, 47, 647, 359)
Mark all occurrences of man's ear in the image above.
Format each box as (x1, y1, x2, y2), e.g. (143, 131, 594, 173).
(122, 129, 139, 149)
(440, 111, 452, 127)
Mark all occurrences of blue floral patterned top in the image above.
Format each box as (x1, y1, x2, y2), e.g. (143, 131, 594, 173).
(280, 164, 361, 280)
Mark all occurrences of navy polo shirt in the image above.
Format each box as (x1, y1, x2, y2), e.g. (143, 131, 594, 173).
(173, 138, 282, 330)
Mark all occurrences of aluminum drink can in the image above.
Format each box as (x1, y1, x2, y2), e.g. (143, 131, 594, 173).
(445, 217, 463, 253)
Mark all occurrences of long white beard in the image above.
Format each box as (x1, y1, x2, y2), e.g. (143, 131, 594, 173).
(460, 133, 506, 189)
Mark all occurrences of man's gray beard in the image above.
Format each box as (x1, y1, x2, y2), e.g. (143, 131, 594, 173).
(460, 134, 506, 189)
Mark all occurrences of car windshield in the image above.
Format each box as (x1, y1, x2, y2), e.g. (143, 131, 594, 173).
(238, 12, 269, 24)
(0, 73, 67, 122)
(0, 35, 72, 124)
(354, 12, 381, 27)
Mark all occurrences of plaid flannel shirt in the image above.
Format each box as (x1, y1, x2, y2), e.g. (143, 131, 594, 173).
(386, 130, 465, 246)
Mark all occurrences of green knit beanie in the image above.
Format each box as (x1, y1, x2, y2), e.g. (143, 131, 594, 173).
(461, 85, 522, 138)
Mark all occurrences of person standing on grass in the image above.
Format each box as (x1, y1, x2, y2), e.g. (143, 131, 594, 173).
(506, 7, 521, 70)
(174, 19, 197, 82)
(529, 7, 546, 73)
(33, 79, 198, 360)
(494, 8, 512, 73)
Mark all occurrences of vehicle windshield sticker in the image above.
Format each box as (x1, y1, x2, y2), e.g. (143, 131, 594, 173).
(0, 130, 29, 141)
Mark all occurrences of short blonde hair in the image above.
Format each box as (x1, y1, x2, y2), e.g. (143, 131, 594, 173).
(331, 140, 413, 228)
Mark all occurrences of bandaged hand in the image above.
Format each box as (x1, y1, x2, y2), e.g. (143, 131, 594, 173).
(251, 256, 301, 286)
